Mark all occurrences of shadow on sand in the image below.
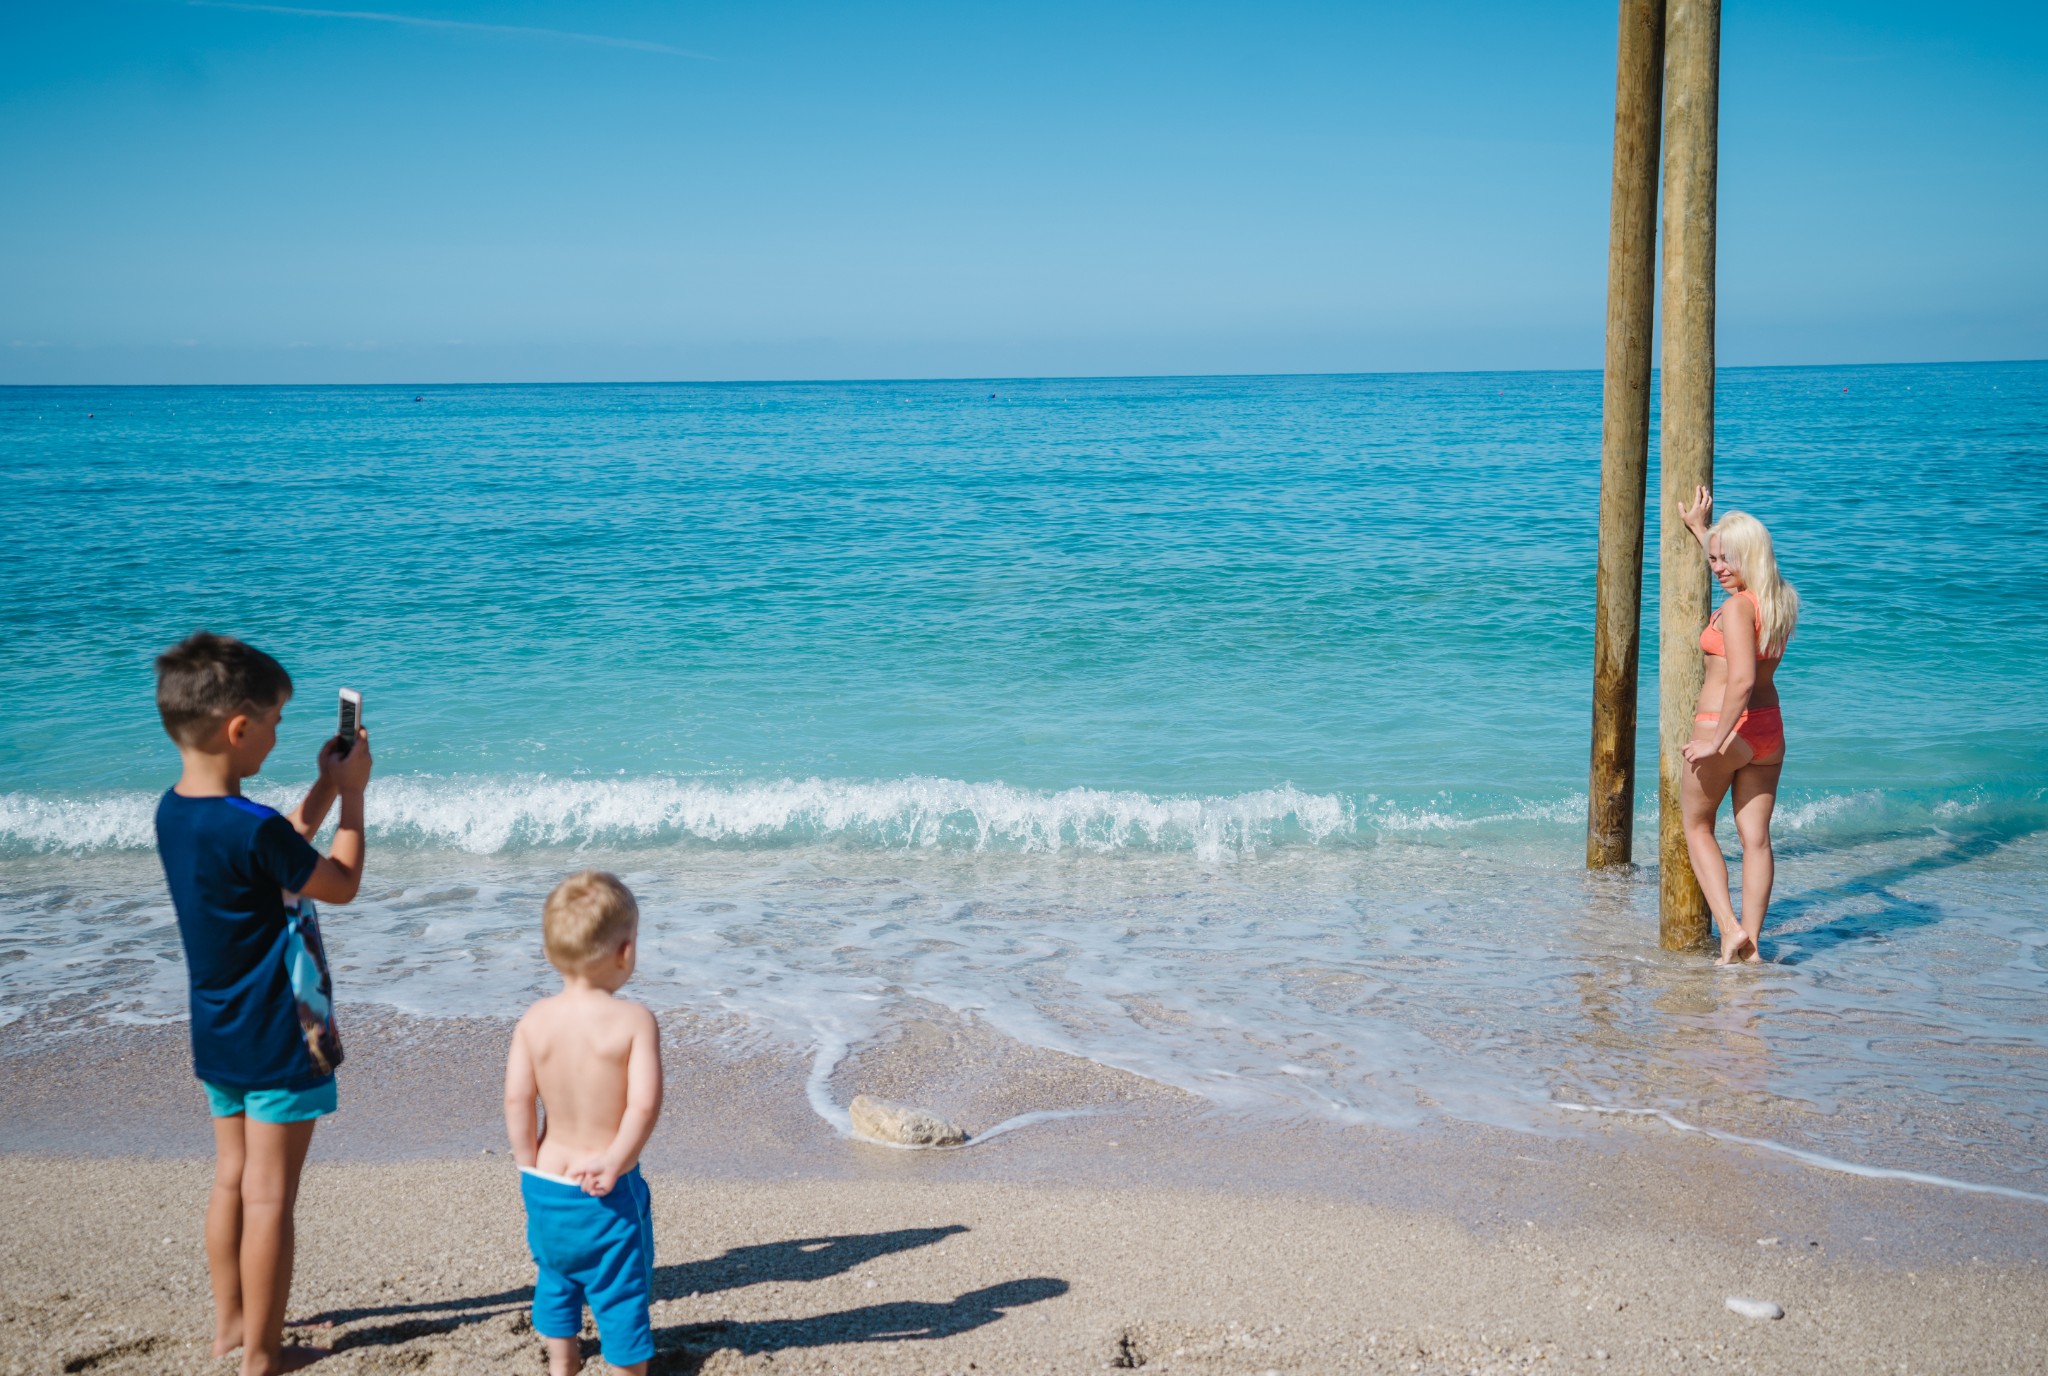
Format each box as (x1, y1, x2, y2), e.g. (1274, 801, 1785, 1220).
(653, 1225, 967, 1299)
(649, 1277, 1069, 1372)
(307, 1222, 1065, 1366)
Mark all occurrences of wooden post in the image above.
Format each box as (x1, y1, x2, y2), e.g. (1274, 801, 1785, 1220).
(1588, 0, 1665, 870)
(1656, 0, 1719, 949)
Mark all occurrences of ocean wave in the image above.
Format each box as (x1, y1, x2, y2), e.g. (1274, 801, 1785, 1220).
(366, 775, 1358, 860)
(3, 774, 2039, 861)
(0, 775, 1357, 861)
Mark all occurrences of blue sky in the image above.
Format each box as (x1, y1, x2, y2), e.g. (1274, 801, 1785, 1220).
(2, 1, 2044, 383)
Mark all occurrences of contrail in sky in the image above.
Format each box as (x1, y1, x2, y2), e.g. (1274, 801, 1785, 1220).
(186, 1, 717, 59)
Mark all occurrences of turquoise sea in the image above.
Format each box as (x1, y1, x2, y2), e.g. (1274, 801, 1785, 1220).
(3, 365, 2046, 1195)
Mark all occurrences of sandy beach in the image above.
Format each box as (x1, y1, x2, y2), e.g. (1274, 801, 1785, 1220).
(4, 1014, 2046, 1374)
(6, 1156, 2046, 1376)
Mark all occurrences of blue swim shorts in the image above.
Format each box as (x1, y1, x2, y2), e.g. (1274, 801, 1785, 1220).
(521, 1165, 655, 1367)
(202, 1077, 337, 1124)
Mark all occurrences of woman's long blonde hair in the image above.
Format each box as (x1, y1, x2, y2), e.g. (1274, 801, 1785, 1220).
(1712, 510, 1799, 657)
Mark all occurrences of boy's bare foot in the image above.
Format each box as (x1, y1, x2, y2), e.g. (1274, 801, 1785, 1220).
(243, 1344, 327, 1376)
(545, 1334, 584, 1376)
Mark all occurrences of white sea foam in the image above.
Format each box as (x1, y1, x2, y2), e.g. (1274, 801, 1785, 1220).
(802, 1033, 1095, 1147)
(0, 791, 161, 853)
(1777, 789, 1883, 832)
(1555, 1103, 2048, 1206)
(0, 775, 1356, 860)
(369, 774, 1361, 861)
(3, 775, 2031, 862)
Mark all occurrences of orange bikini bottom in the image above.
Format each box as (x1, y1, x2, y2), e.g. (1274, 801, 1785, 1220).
(1693, 706, 1784, 760)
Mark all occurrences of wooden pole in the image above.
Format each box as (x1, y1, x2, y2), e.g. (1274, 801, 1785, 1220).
(1587, 0, 1665, 870)
(1656, 0, 1719, 949)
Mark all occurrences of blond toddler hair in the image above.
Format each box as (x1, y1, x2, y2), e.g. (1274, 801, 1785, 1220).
(543, 870, 639, 971)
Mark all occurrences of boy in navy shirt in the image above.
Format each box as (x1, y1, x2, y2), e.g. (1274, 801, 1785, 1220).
(154, 632, 372, 1376)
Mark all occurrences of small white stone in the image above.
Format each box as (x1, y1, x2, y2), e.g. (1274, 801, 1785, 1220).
(1756, 1236, 1779, 1246)
(1726, 1296, 1784, 1321)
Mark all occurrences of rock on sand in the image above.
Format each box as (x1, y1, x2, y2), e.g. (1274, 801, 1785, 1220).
(1726, 1296, 1785, 1320)
(849, 1094, 968, 1147)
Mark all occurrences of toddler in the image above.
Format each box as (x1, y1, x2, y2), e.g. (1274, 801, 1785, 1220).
(504, 870, 664, 1375)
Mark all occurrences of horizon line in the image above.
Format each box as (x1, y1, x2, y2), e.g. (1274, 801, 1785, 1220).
(3, 357, 2042, 390)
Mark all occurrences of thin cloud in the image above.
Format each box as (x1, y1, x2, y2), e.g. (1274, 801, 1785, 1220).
(187, 1, 716, 60)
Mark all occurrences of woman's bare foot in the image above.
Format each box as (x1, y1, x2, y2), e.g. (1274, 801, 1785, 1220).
(212, 1321, 243, 1357)
(1716, 932, 1756, 965)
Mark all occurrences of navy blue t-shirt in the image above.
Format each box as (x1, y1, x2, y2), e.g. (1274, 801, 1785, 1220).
(155, 791, 327, 1089)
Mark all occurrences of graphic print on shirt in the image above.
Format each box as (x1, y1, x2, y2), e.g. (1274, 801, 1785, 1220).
(284, 898, 345, 1075)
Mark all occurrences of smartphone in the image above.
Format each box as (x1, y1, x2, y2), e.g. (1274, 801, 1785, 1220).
(336, 688, 362, 752)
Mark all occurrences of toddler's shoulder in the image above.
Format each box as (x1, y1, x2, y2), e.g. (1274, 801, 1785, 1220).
(515, 992, 564, 1024)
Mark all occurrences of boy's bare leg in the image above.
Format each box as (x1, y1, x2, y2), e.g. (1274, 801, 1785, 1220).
(544, 1335, 585, 1376)
(238, 1117, 321, 1376)
(208, 1114, 248, 1356)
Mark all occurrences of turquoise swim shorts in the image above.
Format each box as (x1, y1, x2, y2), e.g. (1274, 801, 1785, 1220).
(202, 1077, 337, 1123)
(522, 1165, 655, 1366)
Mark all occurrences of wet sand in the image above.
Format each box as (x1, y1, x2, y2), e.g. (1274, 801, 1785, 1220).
(2, 1014, 2046, 1372)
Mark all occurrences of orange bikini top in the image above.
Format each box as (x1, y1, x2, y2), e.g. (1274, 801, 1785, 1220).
(1699, 588, 1784, 662)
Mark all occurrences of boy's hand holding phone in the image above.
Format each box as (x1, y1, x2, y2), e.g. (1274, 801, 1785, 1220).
(325, 728, 373, 794)
(297, 691, 372, 905)
(319, 688, 373, 794)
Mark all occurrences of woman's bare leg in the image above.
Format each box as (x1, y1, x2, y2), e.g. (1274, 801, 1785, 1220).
(1730, 758, 1783, 962)
(1681, 727, 1755, 962)
(208, 1114, 248, 1356)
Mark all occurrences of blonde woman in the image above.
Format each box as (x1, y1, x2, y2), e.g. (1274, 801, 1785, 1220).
(1677, 487, 1799, 965)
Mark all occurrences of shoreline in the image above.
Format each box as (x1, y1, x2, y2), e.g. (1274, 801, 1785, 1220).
(6, 1012, 2045, 1267)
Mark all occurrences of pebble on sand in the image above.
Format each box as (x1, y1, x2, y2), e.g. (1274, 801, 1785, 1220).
(1726, 1296, 1785, 1321)
(848, 1094, 968, 1147)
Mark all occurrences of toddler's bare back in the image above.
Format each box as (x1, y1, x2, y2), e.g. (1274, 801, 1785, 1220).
(516, 989, 656, 1177)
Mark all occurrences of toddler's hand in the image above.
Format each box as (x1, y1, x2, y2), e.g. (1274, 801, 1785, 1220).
(333, 728, 374, 794)
(571, 1155, 618, 1197)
